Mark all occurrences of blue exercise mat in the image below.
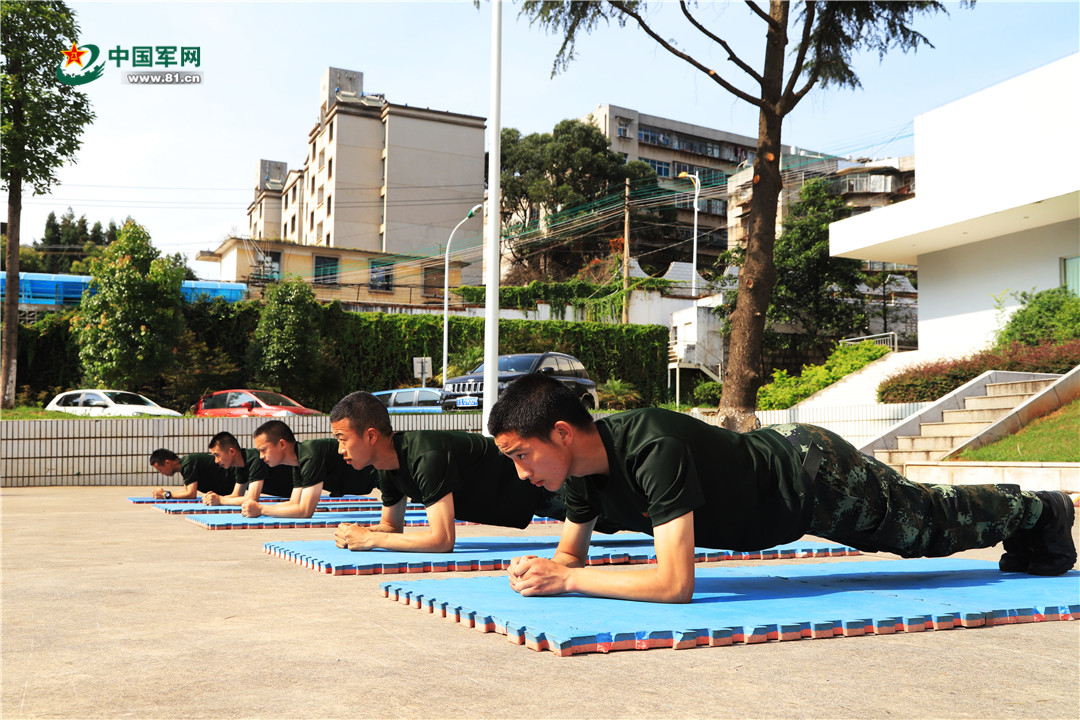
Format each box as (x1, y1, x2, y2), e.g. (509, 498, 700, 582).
(152, 500, 422, 514)
(128, 494, 376, 504)
(185, 509, 431, 530)
(185, 510, 562, 530)
(379, 559, 1080, 656)
(264, 534, 859, 574)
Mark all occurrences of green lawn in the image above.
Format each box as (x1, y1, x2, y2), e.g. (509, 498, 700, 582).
(953, 397, 1080, 463)
(0, 407, 83, 420)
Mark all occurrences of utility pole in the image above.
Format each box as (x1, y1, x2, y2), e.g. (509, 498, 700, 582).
(622, 178, 630, 324)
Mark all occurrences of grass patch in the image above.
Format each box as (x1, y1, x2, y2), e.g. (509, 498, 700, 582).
(0, 407, 85, 420)
(953, 397, 1080, 463)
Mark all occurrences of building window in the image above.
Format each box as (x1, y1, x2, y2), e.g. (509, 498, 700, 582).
(310, 211, 314, 231)
(616, 118, 630, 138)
(326, 194, 332, 216)
(329, 120, 334, 142)
(290, 215, 296, 234)
(328, 158, 333, 180)
(370, 260, 394, 292)
(314, 255, 339, 285)
(317, 186, 324, 206)
(291, 186, 297, 203)
(282, 223, 287, 238)
(423, 265, 444, 298)
(1064, 255, 1079, 295)
(318, 149, 325, 169)
(638, 126, 670, 147)
(283, 194, 288, 211)
(325, 232, 331, 246)
(641, 158, 670, 178)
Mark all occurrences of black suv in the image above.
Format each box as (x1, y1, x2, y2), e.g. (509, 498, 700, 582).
(442, 352, 599, 412)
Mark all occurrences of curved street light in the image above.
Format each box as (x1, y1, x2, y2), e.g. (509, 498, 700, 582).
(443, 203, 483, 384)
(678, 171, 700, 296)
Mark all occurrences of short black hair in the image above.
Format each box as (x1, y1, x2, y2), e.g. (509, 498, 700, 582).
(330, 391, 392, 436)
(209, 431, 241, 452)
(487, 373, 594, 439)
(253, 419, 296, 446)
(148, 448, 179, 466)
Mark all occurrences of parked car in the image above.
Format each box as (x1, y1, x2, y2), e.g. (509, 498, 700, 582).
(372, 387, 444, 413)
(46, 390, 182, 418)
(190, 389, 322, 417)
(442, 352, 599, 412)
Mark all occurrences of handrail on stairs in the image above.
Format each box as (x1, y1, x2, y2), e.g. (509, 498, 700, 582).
(839, 332, 897, 352)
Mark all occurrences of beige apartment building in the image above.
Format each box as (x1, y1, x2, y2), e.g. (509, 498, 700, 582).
(584, 104, 786, 267)
(200, 68, 486, 307)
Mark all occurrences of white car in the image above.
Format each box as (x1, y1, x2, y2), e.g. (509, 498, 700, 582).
(45, 390, 182, 418)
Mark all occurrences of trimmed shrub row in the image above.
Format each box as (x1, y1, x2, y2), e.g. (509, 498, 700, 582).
(877, 340, 1080, 403)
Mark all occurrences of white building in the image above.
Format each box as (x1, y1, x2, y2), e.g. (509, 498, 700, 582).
(830, 54, 1079, 356)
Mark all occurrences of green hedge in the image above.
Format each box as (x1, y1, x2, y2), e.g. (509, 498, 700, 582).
(757, 341, 891, 410)
(877, 340, 1080, 403)
(12, 298, 669, 411)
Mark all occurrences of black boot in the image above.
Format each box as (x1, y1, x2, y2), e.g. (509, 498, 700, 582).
(1027, 491, 1077, 576)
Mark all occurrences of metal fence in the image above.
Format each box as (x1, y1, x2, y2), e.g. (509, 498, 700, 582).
(0, 413, 485, 487)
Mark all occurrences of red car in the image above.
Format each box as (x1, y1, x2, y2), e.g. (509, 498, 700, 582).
(190, 389, 322, 417)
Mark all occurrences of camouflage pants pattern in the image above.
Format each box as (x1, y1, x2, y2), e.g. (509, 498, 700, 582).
(768, 424, 1043, 558)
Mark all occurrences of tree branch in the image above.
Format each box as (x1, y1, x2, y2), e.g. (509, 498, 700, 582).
(744, 0, 780, 30)
(679, 1, 762, 85)
(780, 0, 815, 106)
(607, 1, 762, 107)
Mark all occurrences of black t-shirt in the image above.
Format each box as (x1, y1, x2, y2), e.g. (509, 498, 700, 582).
(179, 453, 234, 496)
(293, 438, 377, 496)
(565, 408, 812, 551)
(377, 431, 549, 529)
(227, 448, 293, 498)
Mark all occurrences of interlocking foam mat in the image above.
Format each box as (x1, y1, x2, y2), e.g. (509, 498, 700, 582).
(127, 495, 376, 504)
(264, 534, 859, 575)
(151, 500, 422, 514)
(184, 511, 561, 530)
(379, 559, 1080, 656)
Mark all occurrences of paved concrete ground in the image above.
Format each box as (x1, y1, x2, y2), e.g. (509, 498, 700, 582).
(3, 486, 1078, 720)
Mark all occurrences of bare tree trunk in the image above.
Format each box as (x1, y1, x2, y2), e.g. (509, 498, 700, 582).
(2, 173, 22, 409)
(716, 0, 788, 432)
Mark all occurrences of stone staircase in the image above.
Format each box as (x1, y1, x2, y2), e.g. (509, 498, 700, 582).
(873, 378, 1060, 472)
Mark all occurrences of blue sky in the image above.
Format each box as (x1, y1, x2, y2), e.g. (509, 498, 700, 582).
(19, 1, 1079, 278)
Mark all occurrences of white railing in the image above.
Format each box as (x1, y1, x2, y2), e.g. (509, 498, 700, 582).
(840, 331, 898, 352)
(694, 401, 930, 449)
(0, 413, 485, 487)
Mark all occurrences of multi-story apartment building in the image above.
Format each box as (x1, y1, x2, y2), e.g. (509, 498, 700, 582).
(200, 68, 487, 306)
(584, 104, 794, 270)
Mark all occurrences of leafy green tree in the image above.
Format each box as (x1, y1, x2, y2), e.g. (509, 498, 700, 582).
(71, 221, 185, 388)
(1, 234, 44, 273)
(251, 278, 323, 400)
(501, 118, 666, 280)
(1, 0, 95, 407)
(721, 178, 866, 356)
(520, 0, 964, 428)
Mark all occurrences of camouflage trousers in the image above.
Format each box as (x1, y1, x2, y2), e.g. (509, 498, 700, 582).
(769, 424, 1043, 558)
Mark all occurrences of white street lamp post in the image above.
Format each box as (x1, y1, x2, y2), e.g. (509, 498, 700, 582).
(443, 203, 483, 385)
(678, 171, 700, 296)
